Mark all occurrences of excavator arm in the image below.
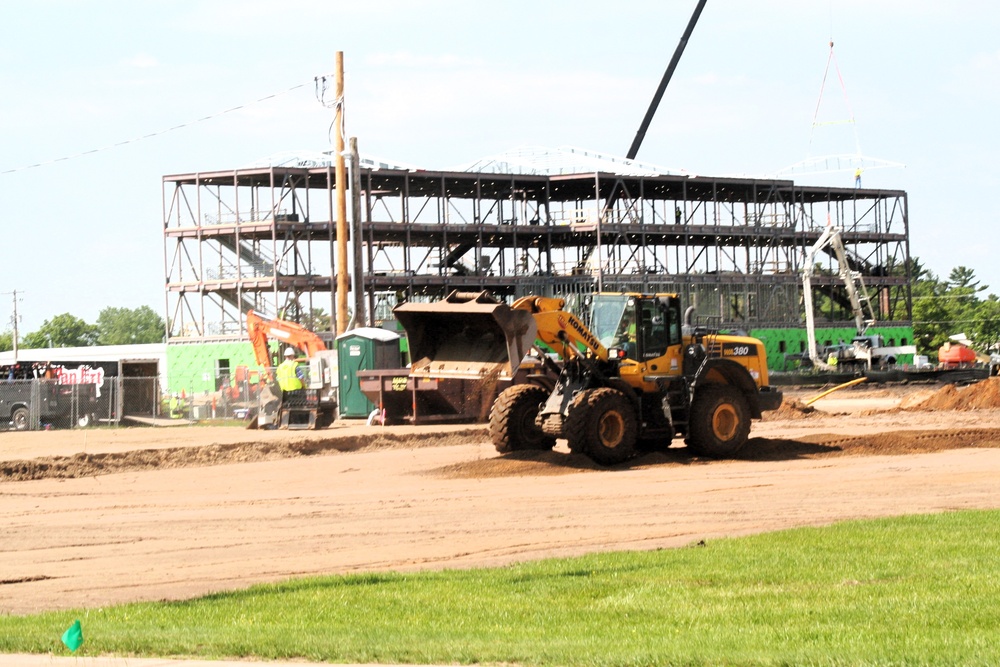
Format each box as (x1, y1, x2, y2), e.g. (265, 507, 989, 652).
(246, 310, 328, 370)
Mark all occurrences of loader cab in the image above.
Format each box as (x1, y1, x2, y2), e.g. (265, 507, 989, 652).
(588, 294, 683, 361)
(588, 294, 631, 347)
(641, 297, 683, 360)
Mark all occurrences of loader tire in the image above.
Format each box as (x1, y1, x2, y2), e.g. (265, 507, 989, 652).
(686, 384, 751, 458)
(490, 385, 556, 453)
(564, 387, 638, 466)
(562, 390, 592, 456)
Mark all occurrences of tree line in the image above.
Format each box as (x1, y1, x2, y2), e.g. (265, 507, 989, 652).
(0, 306, 165, 352)
(906, 260, 1000, 355)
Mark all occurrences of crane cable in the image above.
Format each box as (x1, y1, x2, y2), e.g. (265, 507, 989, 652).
(808, 40, 863, 160)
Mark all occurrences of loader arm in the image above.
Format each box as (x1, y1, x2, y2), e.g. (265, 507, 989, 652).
(510, 295, 610, 362)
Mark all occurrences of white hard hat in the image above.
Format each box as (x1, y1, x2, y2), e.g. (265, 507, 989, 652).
(284, 348, 296, 357)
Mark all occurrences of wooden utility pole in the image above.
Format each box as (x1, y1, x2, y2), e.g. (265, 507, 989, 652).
(4, 290, 20, 362)
(335, 51, 350, 334)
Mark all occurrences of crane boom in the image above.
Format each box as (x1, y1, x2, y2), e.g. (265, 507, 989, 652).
(626, 0, 708, 160)
(802, 225, 876, 370)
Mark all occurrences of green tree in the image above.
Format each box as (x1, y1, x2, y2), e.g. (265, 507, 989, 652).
(971, 296, 1000, 351)
(946, 266, 986, 335)
(21, 313, 98, 349)
(301, 308, 332, 333)
(0, 330, 12, 353)
(911, 280, 947, 352)
(909, 263, 1000, 356)
(947, 266, 987, 293)
(96, 306, 165, 345)
(278, 303, 333, 333)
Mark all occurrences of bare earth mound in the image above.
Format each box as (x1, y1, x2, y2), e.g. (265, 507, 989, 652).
(904, 376, 1000, 411)
(4, 386, 1000, 616)
(760, 397, 820, 420)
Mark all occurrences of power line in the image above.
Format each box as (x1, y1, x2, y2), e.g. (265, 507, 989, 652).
(2, 77, 326, 175)
(911, 294, 989, 300)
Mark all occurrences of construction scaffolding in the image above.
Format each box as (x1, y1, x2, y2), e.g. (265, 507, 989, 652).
(162, 164, 910, 340)
(162, 167, 339, 338)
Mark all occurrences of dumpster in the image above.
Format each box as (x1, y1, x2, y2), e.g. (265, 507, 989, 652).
(336, 327, 402, 418)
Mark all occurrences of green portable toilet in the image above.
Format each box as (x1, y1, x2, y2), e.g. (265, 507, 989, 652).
(336, 327, 402, 418)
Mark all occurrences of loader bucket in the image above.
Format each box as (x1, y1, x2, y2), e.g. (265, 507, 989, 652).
(394, 291, 537, 379)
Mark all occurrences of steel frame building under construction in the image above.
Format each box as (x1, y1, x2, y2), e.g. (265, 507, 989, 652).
(162, 162, 911, 371)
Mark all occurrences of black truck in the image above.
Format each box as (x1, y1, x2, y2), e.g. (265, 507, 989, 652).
(0, 362, 101, 430)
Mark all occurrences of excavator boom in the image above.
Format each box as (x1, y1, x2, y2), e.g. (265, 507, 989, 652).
(801, 226, 876, 371)
(246, 310, 327, 369)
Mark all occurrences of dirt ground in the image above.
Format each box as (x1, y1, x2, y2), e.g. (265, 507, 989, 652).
(4, 380, 1000, 616)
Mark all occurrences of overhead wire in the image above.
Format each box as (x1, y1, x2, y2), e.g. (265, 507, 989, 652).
(806, 4, 864, 169)
(808, 41, 860, 151)
(2, 76, 331, 175)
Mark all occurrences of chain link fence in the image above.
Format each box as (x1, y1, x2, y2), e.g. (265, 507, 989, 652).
(1, 375, 165, 431)
(2, 370, 279, 430)
(1, 378, 111, 430)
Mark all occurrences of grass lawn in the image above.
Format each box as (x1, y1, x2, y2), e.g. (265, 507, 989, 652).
(2, 509, 998, 666)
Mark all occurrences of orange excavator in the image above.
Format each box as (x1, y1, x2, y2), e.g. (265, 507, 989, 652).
(247, 310, 329, 369)
(246, 310, 338, 429)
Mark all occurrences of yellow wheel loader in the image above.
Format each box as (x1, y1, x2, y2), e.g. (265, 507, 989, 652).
(394, 290, 782, 465)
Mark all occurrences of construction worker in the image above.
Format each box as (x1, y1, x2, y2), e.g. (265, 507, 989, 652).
(169, 393, 182, 419)
(616, 314, 638, 358)
(276, 348, 304, 397)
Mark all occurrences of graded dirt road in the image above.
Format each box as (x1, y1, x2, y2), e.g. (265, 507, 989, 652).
(4, 382, 1000, 616)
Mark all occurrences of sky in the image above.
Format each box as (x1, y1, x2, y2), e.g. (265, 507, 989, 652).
(2, 0, 998, 333)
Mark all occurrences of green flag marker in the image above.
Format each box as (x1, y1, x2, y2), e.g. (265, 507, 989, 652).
(61, 619, 83, 652)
